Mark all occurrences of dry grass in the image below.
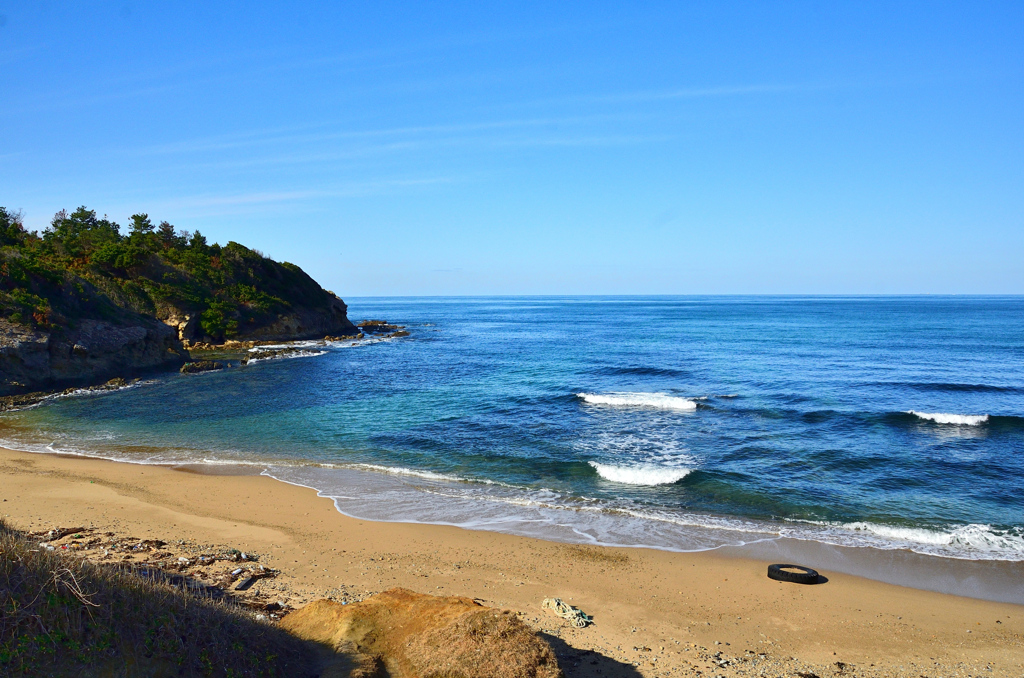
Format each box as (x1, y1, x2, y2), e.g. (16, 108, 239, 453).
(0, 518, 324, 677)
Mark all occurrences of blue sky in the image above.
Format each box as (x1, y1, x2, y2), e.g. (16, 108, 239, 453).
(1, 2, 1021, 295)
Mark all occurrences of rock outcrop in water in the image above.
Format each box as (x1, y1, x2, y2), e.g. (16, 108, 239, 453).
(281, 588, 563, 678)
(0, 205, 358, 395)
(179, 360, 226, 374)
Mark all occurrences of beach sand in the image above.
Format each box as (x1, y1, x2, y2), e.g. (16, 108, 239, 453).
(1, 446, 1021, 677)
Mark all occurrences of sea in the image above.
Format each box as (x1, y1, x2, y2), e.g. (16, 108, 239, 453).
(3, 296, 1023, 598)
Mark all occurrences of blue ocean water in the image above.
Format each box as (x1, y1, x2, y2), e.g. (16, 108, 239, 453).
(3, 296, 1023, 562)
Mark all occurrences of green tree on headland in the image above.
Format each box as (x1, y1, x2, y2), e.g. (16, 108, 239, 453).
(0, 205, 339, 342)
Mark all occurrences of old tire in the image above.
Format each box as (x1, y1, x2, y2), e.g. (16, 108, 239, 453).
(767, 563, 820, 585)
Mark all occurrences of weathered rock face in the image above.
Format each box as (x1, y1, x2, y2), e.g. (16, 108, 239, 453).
(281, 588, 563, 678)
(161, 295, 358, 344)
(231, 295, 358, 342)
(0, 317, 186, 396)
(158, 306, 200, 342)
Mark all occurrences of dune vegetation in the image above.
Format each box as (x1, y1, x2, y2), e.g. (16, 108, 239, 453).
(0, 517, 324, 677)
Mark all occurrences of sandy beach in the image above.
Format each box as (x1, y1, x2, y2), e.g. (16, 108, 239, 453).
(1, 445, 1021, 677)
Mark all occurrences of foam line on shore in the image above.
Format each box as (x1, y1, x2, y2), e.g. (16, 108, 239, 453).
(5, 437, 1024, 564)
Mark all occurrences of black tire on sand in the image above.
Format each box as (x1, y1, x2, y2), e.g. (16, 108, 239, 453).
(767, 563, 820, 585)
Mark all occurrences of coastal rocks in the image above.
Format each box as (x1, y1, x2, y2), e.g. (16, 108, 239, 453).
(357, 320, 401, 334)
(0, 377, 141, 411)
(0, 317, 186, 396)
(324, 333, 361, 342)
(281, 588, 563, 678)
(183, 340, 219, 350)
(357, 320, 410, 339)
(180, 360, 225, 374)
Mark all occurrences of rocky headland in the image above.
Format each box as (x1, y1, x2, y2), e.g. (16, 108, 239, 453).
(0, 206, 359, 397)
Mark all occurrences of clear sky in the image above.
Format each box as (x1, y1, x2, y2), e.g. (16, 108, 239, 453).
(1, 2, 1021, 295)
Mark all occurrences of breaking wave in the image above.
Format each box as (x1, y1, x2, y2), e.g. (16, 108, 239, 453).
(577, 392, 697, 411)
(589, 462, 693, 485)
(908, 411, 989, 426)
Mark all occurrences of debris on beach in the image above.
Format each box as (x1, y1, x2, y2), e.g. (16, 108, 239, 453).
(25, 526, 294, 620)
(542, 597, 592, 627)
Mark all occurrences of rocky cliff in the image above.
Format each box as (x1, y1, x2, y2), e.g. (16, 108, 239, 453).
(164, 294, 356, 345)
(0, 318, 186, 396)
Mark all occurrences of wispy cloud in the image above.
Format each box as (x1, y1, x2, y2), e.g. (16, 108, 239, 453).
(129, 113, 646, 156)
(117, 80, 813, 159)
(125, 122, 672, 174)
(153, 177, 457, 210)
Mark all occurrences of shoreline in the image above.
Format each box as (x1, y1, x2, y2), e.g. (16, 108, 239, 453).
(5, 431, 1024, 606)
(2, 445, 1022, 676)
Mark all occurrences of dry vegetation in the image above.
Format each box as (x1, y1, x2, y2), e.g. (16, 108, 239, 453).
(0, 518, 324, 677)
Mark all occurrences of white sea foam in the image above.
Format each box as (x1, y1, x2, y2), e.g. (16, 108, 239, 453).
(577, 392, 697, 411)
(589, 462, 692, 485)
(908, 411, 989, 426)
(245, 349, 327, 363)
(347, 463, 487, 484)
(246, 340, 325, 352)
(834, 522, 1024, 556)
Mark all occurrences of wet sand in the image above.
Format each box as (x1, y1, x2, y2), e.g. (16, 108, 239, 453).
(2, 446, 1022, 677)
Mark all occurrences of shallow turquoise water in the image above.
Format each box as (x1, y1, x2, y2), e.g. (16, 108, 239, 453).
(3, 296, 1023, 561)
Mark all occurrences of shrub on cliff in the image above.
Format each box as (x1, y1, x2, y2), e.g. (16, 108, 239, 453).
(0, 205, 342, 342)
